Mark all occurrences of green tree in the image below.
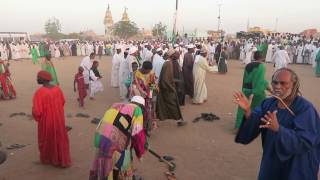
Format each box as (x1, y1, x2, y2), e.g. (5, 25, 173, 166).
(112, 21, 139, 39)
(152, 22, 167, 39)
(44, 17, 63, 40)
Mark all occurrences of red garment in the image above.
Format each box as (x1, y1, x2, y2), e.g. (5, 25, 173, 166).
(32, 86, 71, 167)
(75, 72, 87, 106)
(0, 66, 16, 99)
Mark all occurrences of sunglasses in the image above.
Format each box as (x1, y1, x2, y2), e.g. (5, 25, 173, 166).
(271, 80, 291, 86)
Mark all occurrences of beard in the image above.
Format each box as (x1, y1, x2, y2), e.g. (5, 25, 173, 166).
(274, 87, 293, 100)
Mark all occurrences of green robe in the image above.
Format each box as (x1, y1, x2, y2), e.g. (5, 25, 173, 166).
(315, 51, 320, 77)
(257, 43, 268, 58)
(39, 43, 45, 57)
(235, 62, 268, 128)
(31, 48, 38, 64)
(42, 60, 59, 85)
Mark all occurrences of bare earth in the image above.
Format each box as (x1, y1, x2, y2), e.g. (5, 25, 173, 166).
(0, 56, 319, 180)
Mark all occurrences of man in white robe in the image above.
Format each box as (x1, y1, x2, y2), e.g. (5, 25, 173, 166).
(244, 42, 256, 65)
(119, 50, 130, 99)
(265, 41, 276, 63)
(192, 47, 215, 104)
(272, 46, 290, 71)
(208, 41, 216, 65)
(152, 48, 165, 83)
(110, 46, 123, 88)
(296, 44, 304, 64)
(80, 53, 95, 89)
(143, 45, 153, 62)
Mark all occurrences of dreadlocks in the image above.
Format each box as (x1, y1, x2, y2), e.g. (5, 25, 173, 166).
(272, 68, 301, 106)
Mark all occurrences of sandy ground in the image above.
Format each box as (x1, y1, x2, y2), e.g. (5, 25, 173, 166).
(0, 56, 319, 180)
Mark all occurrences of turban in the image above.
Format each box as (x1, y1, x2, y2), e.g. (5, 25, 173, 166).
(131, 96, 145, 106)
(37, 70, 52, 81)
(167, 49, 176, 57)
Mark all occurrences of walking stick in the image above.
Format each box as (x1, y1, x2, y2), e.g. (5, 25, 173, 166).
(148, 148, 176, 172)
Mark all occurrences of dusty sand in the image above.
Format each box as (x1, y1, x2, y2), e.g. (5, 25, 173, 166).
(0, 56, 319, 180)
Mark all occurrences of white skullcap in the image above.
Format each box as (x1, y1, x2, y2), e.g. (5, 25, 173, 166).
(174, 44, 179, 48)
(129, 46, 138, 54)
(131, 96, 145, 106)
(156, 48, 162, 52)
(179, 42, 184, 45)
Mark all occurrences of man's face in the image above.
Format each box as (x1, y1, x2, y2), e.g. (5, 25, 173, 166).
(272, 70, 294, 99)
(132, 64, 138, 72)
(117, 49, 121, 54)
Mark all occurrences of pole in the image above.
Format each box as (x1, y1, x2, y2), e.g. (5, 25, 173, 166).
(217, 4, 222, 32)
(172, 0, 178, 42)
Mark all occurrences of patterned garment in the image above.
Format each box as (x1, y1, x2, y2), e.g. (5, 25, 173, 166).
(0, 61, 16, 99)
(89, 103, 146, 180)
(130, 70, 157, 131)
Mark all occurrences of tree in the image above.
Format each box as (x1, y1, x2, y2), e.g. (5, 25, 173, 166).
(112, 21, 139, 39)
(44, 17, 63, 40)
(152, 22, 167, 39)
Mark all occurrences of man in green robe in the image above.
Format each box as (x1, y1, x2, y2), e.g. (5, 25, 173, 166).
(39, 42, 45, 57)
(235, 51, 269, 129)
(315, 50, 320, 77)
(41, 54, 59, 85)
(31, 45, 38, 64)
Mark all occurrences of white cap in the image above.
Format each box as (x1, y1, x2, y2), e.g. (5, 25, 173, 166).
(129, 46, 138, 54)
(174, 44, 179, 48)
(156, 48, 162, 52)
(131, 96, 145, 106)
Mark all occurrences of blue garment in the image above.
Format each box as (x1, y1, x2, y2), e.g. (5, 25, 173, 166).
(235, 96, 320, 180)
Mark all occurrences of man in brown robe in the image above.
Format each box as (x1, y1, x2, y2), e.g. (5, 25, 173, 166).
(156, 49, 186, 126)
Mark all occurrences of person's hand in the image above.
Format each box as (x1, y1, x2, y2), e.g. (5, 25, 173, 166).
(259, 111, 279, 132)
(233, 91, 253, 112)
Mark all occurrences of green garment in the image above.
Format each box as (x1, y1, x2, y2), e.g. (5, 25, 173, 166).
(258, 43, 268, 58)
(235, 62, 268, 128)
(42, 60, 59, 85)
(39, 43, 45, 57)
(31, 48, 38, 64)
(315, 51, 320, 77)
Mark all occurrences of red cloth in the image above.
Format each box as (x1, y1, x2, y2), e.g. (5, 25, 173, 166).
(37, 70, 52, 81)
(75, 73, 87, 106)
(32, 86, 71, 167)
(0, 68, 16, 98)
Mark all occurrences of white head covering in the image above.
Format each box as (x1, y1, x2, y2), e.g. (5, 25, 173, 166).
(173, 44, 179, 48)
(200, 46, 208, 53)
(131, 96, 145, 106)
(156, 48, 162, 52)
(129, 46, 138, 54)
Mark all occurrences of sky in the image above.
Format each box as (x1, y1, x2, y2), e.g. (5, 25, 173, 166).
(1, 0, 319, 35)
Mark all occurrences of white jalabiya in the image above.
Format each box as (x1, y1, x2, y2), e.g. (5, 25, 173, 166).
(192, 55, 215, 104)
(54, 45, 60, 58)
(119, 57, 130, 99)
(296, 46, 304, 64)
(244, 46, 256, 65)
(80, 56, 93, 84)
(143, 50, 153, 62)
(89, 70, 104, 98)
(265, 44, 276, 63)
(152, 54, 165, 83)
(272, 50, 290, 71)
(111, 53, 123, 87)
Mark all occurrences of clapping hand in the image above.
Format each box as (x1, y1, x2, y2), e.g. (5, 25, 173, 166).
(233, 91, 254, 119)
(259, 111, 279, 132)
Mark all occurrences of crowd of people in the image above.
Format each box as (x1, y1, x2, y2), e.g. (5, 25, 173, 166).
(1, 33, 320, 179)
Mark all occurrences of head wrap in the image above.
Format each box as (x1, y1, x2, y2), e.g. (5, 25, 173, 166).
(37, 70, 52, 81)
(131, 96, 145, 106)
(167, 49, 176, 57)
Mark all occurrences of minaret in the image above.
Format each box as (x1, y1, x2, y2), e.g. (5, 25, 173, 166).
(121, 7, 130, 22)
(104, 4, 113, 38)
